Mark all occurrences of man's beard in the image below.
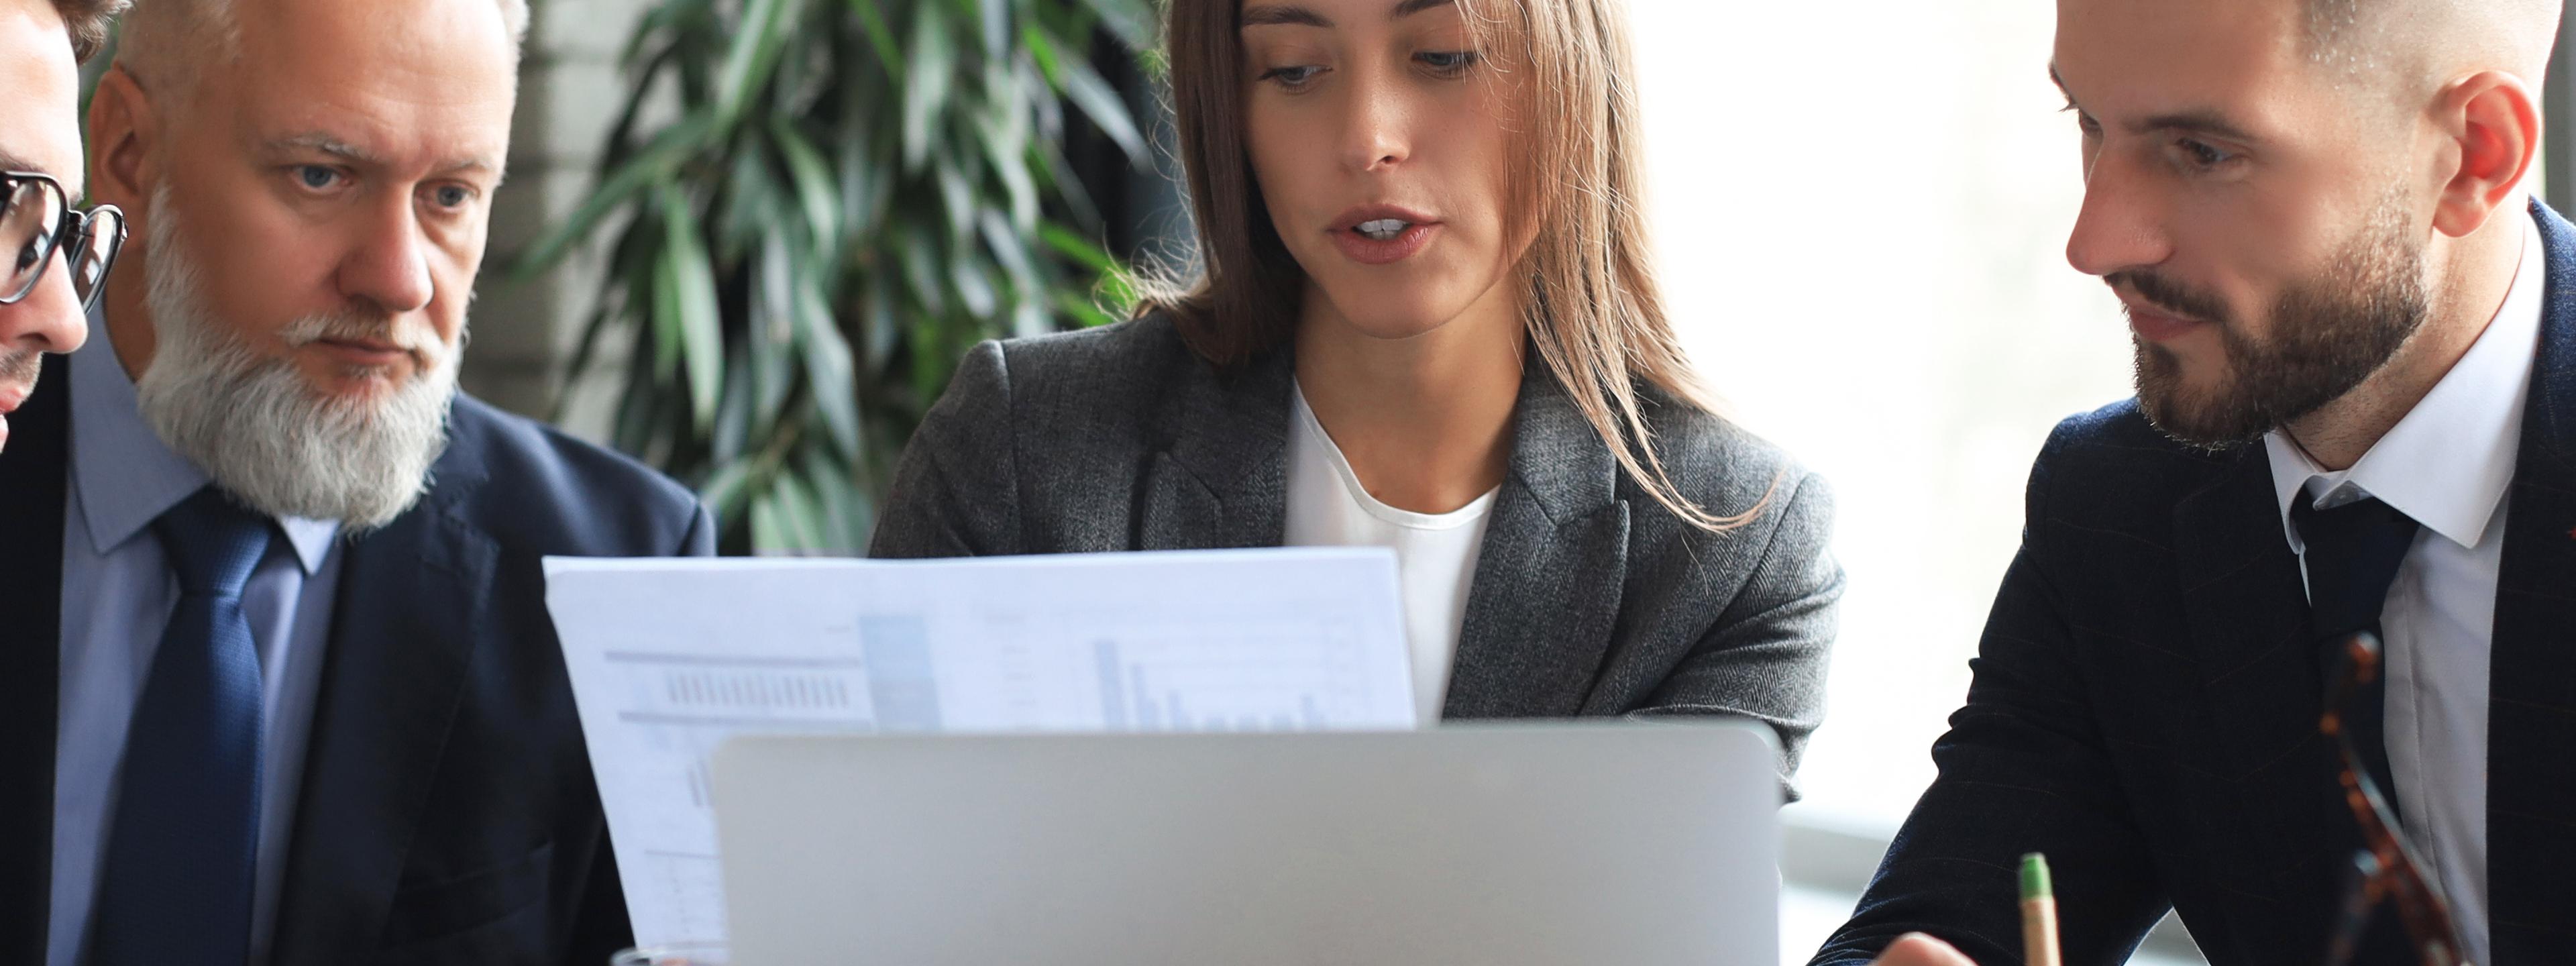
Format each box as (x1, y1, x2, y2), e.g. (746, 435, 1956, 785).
(131, 186, 462, 531)
(0, 346, 37, 400)
(2127, 191, 2430, 449)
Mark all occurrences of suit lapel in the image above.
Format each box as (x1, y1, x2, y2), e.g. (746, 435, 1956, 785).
(1442, 366, 1628, 719)
(2485, 201, 2576, 964)
(0, 354, 69, 963)
(270, 455, 496, 966)
(1140, 351, 1293, 551)
(1139, 351, 1631, 718)
(2171, 443, 2359, 916)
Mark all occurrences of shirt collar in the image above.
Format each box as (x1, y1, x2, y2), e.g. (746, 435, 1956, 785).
(70, 316, 340, 573)
(2263, 206, 2546, 555)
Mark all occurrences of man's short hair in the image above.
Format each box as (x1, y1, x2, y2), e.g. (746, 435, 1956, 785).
(2302, 0, 2563, 74)
(51, 0, 128, 64)
(117, 0, 529, 101)
(2303, 0, 2363, 47)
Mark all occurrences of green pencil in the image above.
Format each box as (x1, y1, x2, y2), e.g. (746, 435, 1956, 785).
(2021, 853, 2062, 966)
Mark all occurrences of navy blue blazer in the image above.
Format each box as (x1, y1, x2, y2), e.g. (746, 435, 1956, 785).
(0, 354, 714, 965)
(1814, 200, 2576, 966)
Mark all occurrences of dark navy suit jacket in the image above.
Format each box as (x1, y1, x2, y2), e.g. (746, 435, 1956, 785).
(1815, 200, 2576, 966)
(0, 354, 714, 965)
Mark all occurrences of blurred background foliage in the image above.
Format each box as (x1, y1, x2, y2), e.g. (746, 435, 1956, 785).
(519, 0, 1161, 554)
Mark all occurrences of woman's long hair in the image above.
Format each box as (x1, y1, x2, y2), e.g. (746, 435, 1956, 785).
(1144, 0, 1765, 532)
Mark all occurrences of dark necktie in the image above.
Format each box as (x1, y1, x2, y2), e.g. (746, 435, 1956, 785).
(91, 487, 274, 966)
(2290, 490, 2418, 822)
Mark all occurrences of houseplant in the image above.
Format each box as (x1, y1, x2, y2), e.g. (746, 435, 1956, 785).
(519, 0, 1157, 553)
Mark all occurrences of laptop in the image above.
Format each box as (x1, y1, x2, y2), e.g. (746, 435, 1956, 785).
(711, 722, 1782, 966)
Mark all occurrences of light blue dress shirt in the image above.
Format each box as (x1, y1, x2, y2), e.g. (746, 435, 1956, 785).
(50, 330, 343, 966)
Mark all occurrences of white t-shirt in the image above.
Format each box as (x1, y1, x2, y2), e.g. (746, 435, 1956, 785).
(1283, 382, 1500, 722)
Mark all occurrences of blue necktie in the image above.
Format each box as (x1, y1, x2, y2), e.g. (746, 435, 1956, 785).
(2291, 492, 2418, 822)
(91, 486, 274, 966)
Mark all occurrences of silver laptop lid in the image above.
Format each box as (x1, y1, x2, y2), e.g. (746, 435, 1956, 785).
(712, 722, 1782, 966)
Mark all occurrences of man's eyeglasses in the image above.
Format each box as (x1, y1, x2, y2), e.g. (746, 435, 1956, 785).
(2320, 633, 2469, 966)
(1, 171, 125, 313)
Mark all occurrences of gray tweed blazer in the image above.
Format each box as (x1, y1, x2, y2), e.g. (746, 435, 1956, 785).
(868, 314, 1843, 791)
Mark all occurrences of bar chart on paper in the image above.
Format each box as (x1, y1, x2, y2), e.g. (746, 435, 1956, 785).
(544, 550, 1415, 949)
(1092, 637, 1347, 732)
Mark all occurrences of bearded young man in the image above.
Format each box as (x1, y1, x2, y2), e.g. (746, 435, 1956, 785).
(0, 0, 124, 454)
(1817, 0, 2569, 964)
(0, 0, 714, 963)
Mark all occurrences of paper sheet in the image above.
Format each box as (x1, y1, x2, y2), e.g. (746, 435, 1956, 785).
(543, 549, 1418, 948)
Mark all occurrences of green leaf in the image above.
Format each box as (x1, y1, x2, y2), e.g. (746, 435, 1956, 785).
(977, 0, 1008, 62)
(771, 468, 828, 551)
(837, 93, 883, 239)
(749, 490, 786, 553)
(1021, 25, 1062, 86)
(976, 107, 1039, 231)
(795, 270, 865, 459)
(711, 337, 755, 463)
(513, 114, 718, 277)
(796, 446, 867, 549)
(699, 460, 757, 520)
(657, 186, 725, 431)
(614, 347, 663, 456)
(716, 0, 798, 124)
(932, 146, 975, 246)
(949, 254, 998, 319)
(1071, 0, 1152, 50)
(1054, 42, 1146, 164)
(1092, 263, 1138, 316)
(1054, 289, 1116, 329)
(1010, 298, 1048, 339)
(1038, 221, 1117, 274)
(863, 274, 902, 368)
(845, 0, 906, 74)
(768, 119, 843, 255)
(979, 210, 1039, 294)
(894, 225, 948, 316)
(621, 0, 714, 69)
(650, 246, 683, 384)
(718, 141, 781, 263)
(1031, 131, 1103, 228)
(753, 232, 799, 420)
(900, 3, 954, 171)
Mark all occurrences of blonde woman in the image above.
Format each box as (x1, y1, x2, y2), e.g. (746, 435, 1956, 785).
(871, 0, 1840, 789)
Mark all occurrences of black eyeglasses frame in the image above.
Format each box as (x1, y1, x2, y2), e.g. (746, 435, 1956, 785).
(0, 170, 127, 313)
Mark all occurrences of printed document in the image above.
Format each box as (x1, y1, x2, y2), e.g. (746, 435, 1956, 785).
(543, 549, 1417, 947)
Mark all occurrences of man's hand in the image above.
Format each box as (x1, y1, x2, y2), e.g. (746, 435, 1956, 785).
(1867, 932, 1979, 965)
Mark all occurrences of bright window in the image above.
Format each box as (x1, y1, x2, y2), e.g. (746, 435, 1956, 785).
(1633, 1, 2131, 837)
(1626, 6, 2192, 960)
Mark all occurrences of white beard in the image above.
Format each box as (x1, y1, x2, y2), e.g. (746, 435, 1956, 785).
(130, 186, 462, 531)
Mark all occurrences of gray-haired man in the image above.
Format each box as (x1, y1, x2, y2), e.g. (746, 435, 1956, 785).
(0, 0, 716, 963)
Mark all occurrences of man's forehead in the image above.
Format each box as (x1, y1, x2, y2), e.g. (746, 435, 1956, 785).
(235, 0, 520, 84)
(0, 2, 85, 195)
(2053, 0, 2309, 121)
(221, 50, 515, 176)
(206, 0, 520, 152)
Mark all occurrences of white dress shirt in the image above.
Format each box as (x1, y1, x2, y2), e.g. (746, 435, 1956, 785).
(51, 327, 342, 966)
(1283, 382, 1498, 723)
(2260, 207, 2546, 966)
